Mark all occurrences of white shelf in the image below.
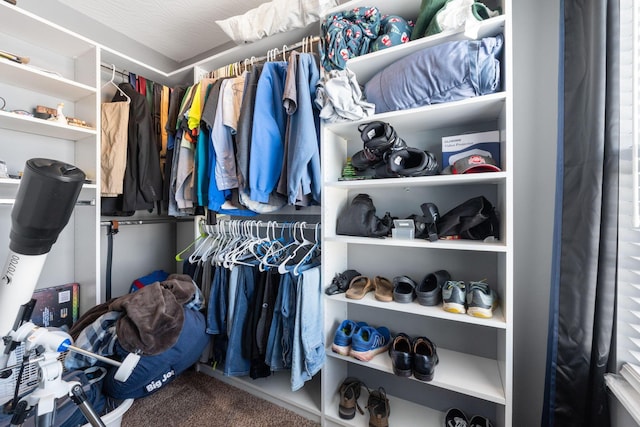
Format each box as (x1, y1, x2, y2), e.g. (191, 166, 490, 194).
(347, 16, 507, 84)
(0, 2, 95, 58)
(324, 235, 507, 253)
(196, 364, 322, 421)
(0, 110, 96, 140)
(325, 389, 445, 427)
(0, 60, 96, 101)
(323, 93, 507, 139)
(326, 292, 506, 328)
(327, 172, 507, 189)
(327, 346, 505, 404)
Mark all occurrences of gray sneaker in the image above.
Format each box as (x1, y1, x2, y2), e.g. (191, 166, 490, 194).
(466, 281, 497, 318)
(441, 281, 466, 314)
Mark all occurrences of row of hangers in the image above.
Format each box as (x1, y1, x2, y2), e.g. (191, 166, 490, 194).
(178, 220, 321, 276)
(206, 35, 320, 80)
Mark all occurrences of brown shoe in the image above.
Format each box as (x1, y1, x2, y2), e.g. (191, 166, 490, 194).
(374, 276, 394, 302)
(338, 377, 366, 420)
(367, 387, 390, 427)
(346, 276, 374, 300)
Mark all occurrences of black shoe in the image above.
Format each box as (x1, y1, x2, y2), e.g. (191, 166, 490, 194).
(388, 332, 413, 377)
(325, 269, 362, 295)
(445, 408, 469, 427)
(352, 121, 406, 171)
(392, 275, 417, 303)
(338, 377, 366, 420)
(416, 270, 450, 306)
(375, 147, 439, 178)
(366, 387, 390, 427)
(412, 336, 438, 381)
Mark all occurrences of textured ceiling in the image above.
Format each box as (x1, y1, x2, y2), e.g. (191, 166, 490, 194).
(57, 0, 272, 62)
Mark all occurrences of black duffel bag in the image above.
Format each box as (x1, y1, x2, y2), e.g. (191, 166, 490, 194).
(336, 193, 391, 238)
(436, 196, 500, 240)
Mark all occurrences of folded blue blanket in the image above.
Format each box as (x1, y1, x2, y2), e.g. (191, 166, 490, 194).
(364, 34, 504, 114)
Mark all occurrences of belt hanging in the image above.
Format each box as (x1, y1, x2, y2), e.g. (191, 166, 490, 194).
(105, 221, 119, 300)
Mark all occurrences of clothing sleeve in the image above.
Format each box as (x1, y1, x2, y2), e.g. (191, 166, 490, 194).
(249, 63, 288, 203)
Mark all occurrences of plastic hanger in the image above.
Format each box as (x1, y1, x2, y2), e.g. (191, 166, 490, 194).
(278, 222, 313, 274)
(101, 64, 131, 104)
(293, 223, 321, 276)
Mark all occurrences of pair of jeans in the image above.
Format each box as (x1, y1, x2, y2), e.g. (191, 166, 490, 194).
(291, 266, 325, 391)
(223, 265, 256, 376)
(266, 272, 296, 370)
(205, 266, 228, 335)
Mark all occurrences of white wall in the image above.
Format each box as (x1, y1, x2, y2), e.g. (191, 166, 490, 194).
(512, 0, 559, 424)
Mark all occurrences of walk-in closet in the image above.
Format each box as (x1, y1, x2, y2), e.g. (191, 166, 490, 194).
(0, 0, 564, 426)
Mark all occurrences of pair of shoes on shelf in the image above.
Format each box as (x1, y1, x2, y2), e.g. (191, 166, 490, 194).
(337, 378, 390, 426)
(351, 120, 439, 178)
(332, 320, 391, 362)
(338, 377, 368, 419)
(346, 275, 394, 302)
(442, 280, 498, 318)
(389, 333, 439, 381)
(445, 408, 494, 427)
(332, 319, 368, 356)
(392, 270, 450, 305)
(325, 269, 361, 295)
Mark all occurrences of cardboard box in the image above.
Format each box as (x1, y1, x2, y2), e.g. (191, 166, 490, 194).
(30, 283, 79, 329)
(441, 130, 501, 169)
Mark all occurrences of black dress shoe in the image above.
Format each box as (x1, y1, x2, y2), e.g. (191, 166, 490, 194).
(412, 336, 438, 381)
(388, 332, 412, 377)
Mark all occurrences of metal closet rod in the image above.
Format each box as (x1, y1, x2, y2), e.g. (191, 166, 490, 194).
(0, 198, 95, 206)
(214, 219, 321, 230)
(100, 217, 194, 226)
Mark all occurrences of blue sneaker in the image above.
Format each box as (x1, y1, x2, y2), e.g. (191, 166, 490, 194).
(466, 281, 497, 318)
(350, 325, 391, 362)
(442, 280, 466, 314)
(332, 320, 368, 356)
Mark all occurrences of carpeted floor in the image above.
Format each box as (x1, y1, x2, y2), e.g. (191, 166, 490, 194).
(120, 369, 320, 427)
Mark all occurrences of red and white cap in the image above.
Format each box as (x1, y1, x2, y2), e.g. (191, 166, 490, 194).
(452, 155, 501, 174)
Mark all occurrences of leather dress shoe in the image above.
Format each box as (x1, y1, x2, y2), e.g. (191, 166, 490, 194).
(412, 336, 438, 381)
(388, 332, 412, 377)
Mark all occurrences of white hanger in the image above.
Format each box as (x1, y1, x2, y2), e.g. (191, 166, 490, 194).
(293, 223, 321, 276)
(102, 64, 130, 104)
(278, 222, 313, 274)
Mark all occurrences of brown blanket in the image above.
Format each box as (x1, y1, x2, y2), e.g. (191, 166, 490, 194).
(108, 274, 196, 355)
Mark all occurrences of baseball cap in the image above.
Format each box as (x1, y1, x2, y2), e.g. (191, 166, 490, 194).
(452, 154, 501, 174)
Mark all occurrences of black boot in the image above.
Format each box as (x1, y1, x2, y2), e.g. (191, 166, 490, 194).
(351, 121, 406, 171)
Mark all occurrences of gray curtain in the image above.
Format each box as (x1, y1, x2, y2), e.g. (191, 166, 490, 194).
(542, 0, 620, 426)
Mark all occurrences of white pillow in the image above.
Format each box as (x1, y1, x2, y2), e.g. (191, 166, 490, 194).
(216, 0, 337, 43)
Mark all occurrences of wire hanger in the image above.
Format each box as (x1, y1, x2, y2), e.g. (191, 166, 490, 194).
(102, 64, 131, 103)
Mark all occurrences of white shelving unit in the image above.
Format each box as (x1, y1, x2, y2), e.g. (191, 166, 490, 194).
(0, 1, 100, 311)
(320, 1, 512, 426)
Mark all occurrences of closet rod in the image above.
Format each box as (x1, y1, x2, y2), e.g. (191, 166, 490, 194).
(100, 63, 129, 78)
(206, 35, 321, 78)
(100, 218, 194, 227)
(215, 219, 321, 230)
(0, 198, 95, 206)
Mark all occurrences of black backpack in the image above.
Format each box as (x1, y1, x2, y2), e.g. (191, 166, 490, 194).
(336, 194, 391, 238)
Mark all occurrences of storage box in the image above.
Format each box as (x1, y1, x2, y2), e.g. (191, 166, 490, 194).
(30, 283, 80, 329)
(441, 130, 501, 169)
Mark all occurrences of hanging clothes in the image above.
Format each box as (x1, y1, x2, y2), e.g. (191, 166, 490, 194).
(101, 82, 163, 216)
(249, 61, 289, 203)
(277, 51, 321, 206)
(100, 101, 130, 196)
